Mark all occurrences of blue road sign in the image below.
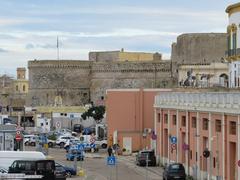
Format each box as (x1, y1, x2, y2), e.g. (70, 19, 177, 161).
(170, 136, 177, 144)
(77, 144, 85, 151)
(90, 143, 95, 148)
(107, 156, 116, 166)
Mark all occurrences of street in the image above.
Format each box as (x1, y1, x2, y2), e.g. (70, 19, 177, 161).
(27, 147, 163, 180)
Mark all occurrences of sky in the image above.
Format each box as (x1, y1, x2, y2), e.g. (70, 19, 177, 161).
(0, 0, 237, 76)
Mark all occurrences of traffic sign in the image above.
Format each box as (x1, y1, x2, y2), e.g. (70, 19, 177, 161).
(170, 136, 177, 144)
(107, 156, 116, 166)
(16, 134, 22, 142)
(90, 143, 95, 148)
(90, 136, 96, 144)
(56, 121, 61, 129)
(77, 144, 85, 151)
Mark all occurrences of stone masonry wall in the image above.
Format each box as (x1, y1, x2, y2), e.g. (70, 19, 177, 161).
(28, 60, 172, 106)
(171, 33, 227, 78)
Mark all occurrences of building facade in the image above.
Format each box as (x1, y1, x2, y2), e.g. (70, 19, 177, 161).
(106, 88, 171, 153)
(226, 3, 240, 88)
(178, 62, 228, 88)
(154, 92, 240, 180)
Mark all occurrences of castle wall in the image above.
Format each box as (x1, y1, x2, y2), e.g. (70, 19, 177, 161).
(27, 60, 172, 106)
(90, 61, 172, 103)
(171, 33, 227, 77)
(27, 60, 91, 106)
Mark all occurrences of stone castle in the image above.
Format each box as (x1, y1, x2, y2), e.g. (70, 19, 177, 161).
(27, 33, 227, 106)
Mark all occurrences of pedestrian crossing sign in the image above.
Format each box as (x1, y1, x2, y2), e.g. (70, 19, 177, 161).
(107, 156, 116, 166)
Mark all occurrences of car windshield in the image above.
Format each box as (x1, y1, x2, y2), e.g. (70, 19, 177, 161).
(168, 164, 185, 172)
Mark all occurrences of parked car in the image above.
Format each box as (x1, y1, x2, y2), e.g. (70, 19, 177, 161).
(73, 124, 83, 133)
(8, 159, 55, 179)
(66, 148, 84, 161)
(24, 135, 56, 147)
(56, 162, 76, 177)
(64, 139, 81, 152)
(55, 164, 67, 180)
(24, 135, 36, 146)
(56, 136, 78, 148)
(136, 149, 156, 166)
(163, 163, 186, 180)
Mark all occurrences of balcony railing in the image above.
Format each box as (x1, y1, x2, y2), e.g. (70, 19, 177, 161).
(225, 48, 240, 57)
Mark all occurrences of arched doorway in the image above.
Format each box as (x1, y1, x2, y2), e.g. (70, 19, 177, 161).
(219, 74, 228, 87)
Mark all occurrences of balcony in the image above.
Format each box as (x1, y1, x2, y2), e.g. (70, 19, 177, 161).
(225, 48, 240, 57)
(154, 92, 240, 114)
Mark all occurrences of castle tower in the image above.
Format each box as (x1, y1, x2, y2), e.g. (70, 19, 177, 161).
(17, 67, 26, 80)
(226, 3, 240, 87)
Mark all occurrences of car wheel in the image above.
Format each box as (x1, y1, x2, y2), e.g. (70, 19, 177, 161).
(60, 142, 65, 148)
(48, 142, 53, 148)
(101, 144, 107, 149)
(31, 142, 35, 146)
(24, 142, 29, 146)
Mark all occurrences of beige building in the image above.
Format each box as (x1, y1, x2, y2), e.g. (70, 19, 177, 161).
(89, 49, 162, 62)
(178, 62, 229, 88)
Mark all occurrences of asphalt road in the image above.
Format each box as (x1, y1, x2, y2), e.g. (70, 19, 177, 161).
(26, 146, 163, 180)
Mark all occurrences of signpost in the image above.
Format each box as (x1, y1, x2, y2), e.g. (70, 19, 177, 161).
(107, 156, 117, 180)
(170, 136, 177, 144)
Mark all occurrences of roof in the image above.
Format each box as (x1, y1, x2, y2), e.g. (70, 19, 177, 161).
(226, 2, 240, 14)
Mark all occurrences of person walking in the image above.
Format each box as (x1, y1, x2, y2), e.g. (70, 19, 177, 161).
(107, 146, 113, 157)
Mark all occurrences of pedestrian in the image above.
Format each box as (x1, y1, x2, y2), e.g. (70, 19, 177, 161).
(107, 146, 113, 157)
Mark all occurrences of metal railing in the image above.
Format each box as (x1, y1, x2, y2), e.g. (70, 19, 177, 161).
(225, 48, 240, 57)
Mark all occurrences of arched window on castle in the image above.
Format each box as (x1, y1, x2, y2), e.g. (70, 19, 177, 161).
(16, 85, 18, 92)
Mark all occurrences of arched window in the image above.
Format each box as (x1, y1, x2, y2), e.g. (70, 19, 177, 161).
(23, 85, 25, 92)
(16, 85, 18, 91)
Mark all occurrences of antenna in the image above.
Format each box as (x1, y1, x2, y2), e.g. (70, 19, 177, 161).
(57, 36, 60, 60)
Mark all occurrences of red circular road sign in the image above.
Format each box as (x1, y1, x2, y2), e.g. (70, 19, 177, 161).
(15, 134, 22, 142)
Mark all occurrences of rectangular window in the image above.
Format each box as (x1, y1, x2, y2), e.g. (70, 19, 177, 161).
(182, 116, 186, 127)
(230, 121, 236, 135)
(192, 117, 197, 128)
(172, 115, 176, 125)
(190, 150, 192, 160)
(158, 113, 160, 123)
(202, 118, 208, 130)
(215, 120, 221, 132)
(164, 114, 168, 124)
(213, 157, 216, 168)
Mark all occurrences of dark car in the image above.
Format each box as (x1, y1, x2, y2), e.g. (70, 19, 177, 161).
(8, 160, 55, 180)
(163, 163, 186, 180)
(55, 164, 67, 180)
(136, 149, 156, 166)
(56, 162, 76, 177)
(73, 124, 83, 133)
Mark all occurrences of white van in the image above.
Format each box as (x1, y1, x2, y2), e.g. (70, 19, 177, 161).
(0, 151, 46, 169)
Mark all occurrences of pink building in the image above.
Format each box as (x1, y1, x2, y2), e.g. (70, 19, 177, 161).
(154, 92, 240, 180)
(106, 88, 171, 153)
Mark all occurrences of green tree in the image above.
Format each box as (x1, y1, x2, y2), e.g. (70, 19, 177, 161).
(81, 106, 105, 123)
